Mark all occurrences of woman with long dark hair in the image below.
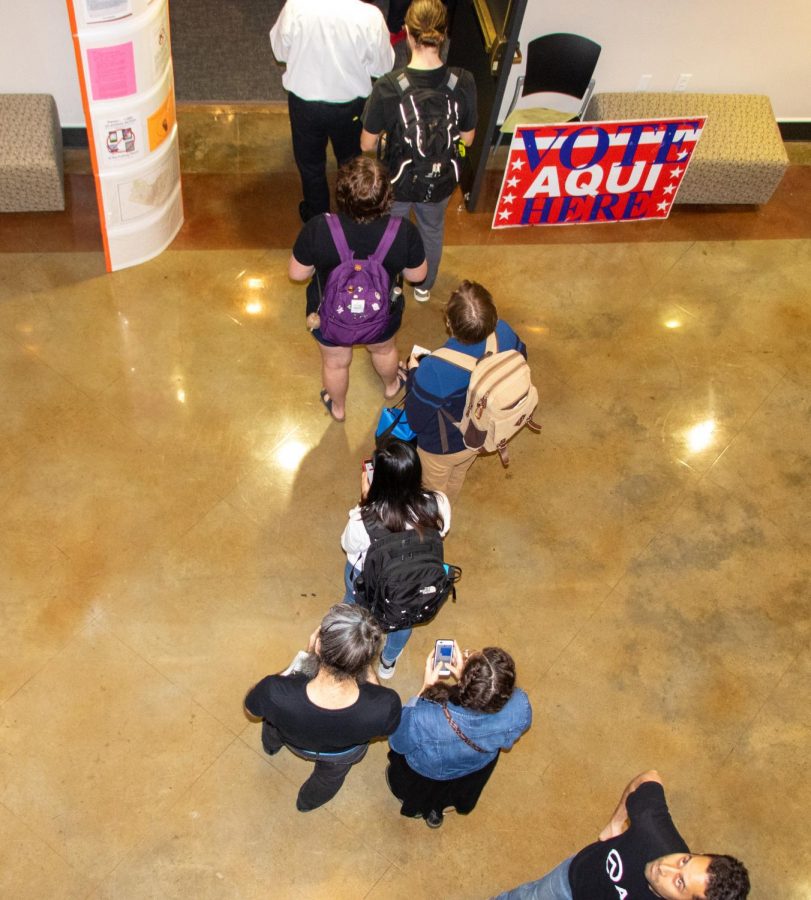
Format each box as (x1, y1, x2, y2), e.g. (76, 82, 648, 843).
(341, 438, 451, 679)
(386, 643, 531, 828)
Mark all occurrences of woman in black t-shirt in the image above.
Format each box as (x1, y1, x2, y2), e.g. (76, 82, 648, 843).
(289, 156, 427, 423)
(361, 0, 477, 304)
(244, 604, 402, 812)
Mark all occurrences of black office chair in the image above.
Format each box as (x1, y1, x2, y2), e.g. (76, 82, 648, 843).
(494, 33, 602, 152)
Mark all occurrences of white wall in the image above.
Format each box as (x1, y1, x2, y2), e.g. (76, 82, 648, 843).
(0, 0, 84, 126)
(1, 0, 810, 127)
(505, 0, 811, 121)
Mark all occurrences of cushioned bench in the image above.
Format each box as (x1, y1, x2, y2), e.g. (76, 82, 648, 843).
(583, 92, 788, 204)
(0, 94, 65, 212)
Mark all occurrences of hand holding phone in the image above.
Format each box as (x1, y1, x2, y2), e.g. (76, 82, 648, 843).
(362, 458, 374, 484)
(433, 639, 455, 677)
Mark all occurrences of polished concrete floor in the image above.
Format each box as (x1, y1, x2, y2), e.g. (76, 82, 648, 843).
(0, 107, 809, 899)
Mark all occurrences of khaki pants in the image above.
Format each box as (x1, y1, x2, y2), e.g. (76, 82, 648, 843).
(417, 446, 479, 504)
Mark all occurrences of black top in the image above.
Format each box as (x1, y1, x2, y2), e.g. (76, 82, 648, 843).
(362, 64, 478, 138)
(568, 781, 690, 899)
(244, 673, 402, 753)
(292, 212, 425, 315)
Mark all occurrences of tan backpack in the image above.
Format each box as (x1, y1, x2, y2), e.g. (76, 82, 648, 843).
(433, 333, 541, 467)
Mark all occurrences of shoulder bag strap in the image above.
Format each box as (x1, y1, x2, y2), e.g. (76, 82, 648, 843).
(441, 704, 488, 753)
(325, 213, 353, 263)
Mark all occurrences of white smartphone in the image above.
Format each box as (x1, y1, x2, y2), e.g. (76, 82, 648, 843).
(434, 639, 454, 677)
(362, 458, 374, 484)
(411, 343, 431, 361)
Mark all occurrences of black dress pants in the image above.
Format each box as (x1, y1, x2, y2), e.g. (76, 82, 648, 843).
(288, 92, 365, 219)
(261, 720, 368, 811)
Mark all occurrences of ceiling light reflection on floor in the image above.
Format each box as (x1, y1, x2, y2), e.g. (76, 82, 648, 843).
(664, 318, 682, 329)
(275, 439, 308, 472)
(684, 419, 715, 453)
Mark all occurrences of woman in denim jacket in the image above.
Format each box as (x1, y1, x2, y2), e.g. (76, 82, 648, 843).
(386, 643, 532, 828)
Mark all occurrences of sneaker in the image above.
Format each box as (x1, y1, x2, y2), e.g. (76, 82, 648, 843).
(377, 657, 397, 679)
(425, 810, 444, 829)
(414, 287, 431, 303)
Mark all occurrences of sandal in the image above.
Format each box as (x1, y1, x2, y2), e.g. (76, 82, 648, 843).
(319, 389, 345, 423)
(383, 363, 408, 400)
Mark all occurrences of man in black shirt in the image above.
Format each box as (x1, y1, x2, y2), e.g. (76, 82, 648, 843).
(493, 771, 750, 900)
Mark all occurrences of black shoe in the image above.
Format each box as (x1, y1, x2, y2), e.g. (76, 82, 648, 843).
(298, 201, 313, 223)
(425, 810, 444, 829)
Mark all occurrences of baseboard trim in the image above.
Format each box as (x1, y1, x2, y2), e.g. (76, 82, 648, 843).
(62, 127, 89, 148)
(778, 121, 811, 141)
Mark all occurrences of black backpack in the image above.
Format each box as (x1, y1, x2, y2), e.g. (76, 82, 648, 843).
(381, 69, 464, 203)
(353, 510, 461, 632)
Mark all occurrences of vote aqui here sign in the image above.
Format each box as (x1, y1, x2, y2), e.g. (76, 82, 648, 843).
(492, 117, 706, 228)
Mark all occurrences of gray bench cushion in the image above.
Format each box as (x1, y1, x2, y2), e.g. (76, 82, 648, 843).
(0, 94, 65, 212)
(584, 92, 788, 204)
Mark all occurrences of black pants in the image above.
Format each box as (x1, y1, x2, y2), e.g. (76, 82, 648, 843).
(386, 748, 499, 818)
(288, 92, 365, 218)
(262, 720, 368, 811)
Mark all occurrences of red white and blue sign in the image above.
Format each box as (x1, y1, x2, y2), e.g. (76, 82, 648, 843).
(492, 117, 706, 228)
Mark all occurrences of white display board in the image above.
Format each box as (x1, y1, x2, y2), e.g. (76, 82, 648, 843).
(66, 0, 183, 271)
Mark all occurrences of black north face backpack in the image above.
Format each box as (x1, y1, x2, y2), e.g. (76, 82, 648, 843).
(382, 69, 464, 204)
(353, 511, 461, 633)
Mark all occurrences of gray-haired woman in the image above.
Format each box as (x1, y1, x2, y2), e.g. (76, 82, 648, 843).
(244, 604, 402, 811)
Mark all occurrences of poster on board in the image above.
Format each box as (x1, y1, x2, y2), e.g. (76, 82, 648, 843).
(85, 0, 132, 22)
(492, 118, 706, 228)
(86, 41, 137, 100)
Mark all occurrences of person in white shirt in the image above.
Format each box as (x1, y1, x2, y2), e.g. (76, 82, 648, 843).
(270, 0, 394, 222)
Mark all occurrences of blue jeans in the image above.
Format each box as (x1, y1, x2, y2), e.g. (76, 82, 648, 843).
(492, 857, 574, 900)
(343, 561, 412, 665)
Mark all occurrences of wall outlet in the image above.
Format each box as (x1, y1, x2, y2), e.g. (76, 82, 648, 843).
(675, 73, 692, 91)
(637, 74, 652, 91)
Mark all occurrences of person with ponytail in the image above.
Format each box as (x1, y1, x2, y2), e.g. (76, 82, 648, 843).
(385, 643, 532, 828)
(361, 0, 477, 303)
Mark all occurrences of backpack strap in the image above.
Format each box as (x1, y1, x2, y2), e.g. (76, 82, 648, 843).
(369, 217, 401, 266)
(394, 71, 411, 96)
(325, 213, 353, 264)
(432, 332, 498, 371)
(360, 507, 390, 542)
(443, 69, 459, 94)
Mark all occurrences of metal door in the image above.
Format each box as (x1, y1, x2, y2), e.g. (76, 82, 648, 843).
(447, 0, 528, 210)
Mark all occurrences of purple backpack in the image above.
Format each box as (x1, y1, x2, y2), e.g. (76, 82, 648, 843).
(318, 214, 401, 345)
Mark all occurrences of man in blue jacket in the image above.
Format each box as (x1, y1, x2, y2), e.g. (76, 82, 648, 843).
(405, 280, 526, 502)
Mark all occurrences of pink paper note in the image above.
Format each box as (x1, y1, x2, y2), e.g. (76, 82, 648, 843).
(87, 42, 137, 101)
